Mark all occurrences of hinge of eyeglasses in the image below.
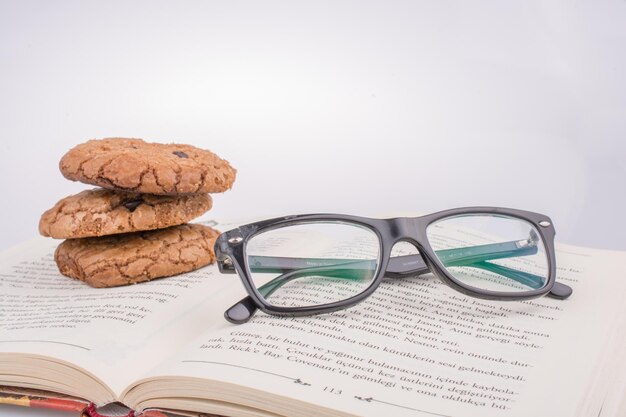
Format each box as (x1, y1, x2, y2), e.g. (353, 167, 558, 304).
(217, 257, 237, 274)
(516, 230, 539, 248)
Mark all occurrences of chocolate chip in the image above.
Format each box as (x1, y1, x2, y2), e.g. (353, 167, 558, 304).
(173, 151, 189, 158)
(122, 199, 143, 212)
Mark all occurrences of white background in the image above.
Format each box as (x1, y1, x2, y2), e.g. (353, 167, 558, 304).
(0, 2, 625, 416)
(2, 1, 626, 255)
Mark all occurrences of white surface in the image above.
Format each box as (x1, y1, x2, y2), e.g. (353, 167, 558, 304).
(0, 0, 625, 412)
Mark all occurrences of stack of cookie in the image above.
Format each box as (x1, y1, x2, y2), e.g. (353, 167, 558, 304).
(39, 138, 236, 288)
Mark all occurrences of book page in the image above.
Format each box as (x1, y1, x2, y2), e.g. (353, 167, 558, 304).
(129, 229, 626, 417)
(0, 219, 247, 402)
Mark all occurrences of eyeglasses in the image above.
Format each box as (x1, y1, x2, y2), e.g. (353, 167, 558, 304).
(214, 207, 573, 324)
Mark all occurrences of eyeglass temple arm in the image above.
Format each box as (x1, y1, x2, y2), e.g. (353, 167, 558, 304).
(224, 236, 544, 286)
(221, 237, 532, 275)
(224, 238, 572, 324)
(256, 262, 371, 299)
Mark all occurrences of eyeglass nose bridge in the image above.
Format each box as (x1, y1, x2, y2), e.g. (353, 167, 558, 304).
(383, 221, 439, 279)
(383, 216, 435, 280)
(387, 217, 421, 240)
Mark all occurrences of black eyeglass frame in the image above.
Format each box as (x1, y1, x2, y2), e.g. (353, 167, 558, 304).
(214, 207, 565, 322)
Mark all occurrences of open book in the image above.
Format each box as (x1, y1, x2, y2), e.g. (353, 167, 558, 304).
(1, 218, 625, 417)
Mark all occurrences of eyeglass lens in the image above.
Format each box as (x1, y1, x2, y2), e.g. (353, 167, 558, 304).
(245, 222, 381, 308)
(426, 214, 549, 293)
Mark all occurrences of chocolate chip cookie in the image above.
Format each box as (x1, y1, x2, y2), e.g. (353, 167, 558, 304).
(39, 189, 212, 239)
(59, 138, 236, 194)
(55, 224, 220, 287)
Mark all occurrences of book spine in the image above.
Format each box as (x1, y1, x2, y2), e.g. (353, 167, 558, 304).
(0, 394, 176, 417)
(0, 391, 88, 413)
